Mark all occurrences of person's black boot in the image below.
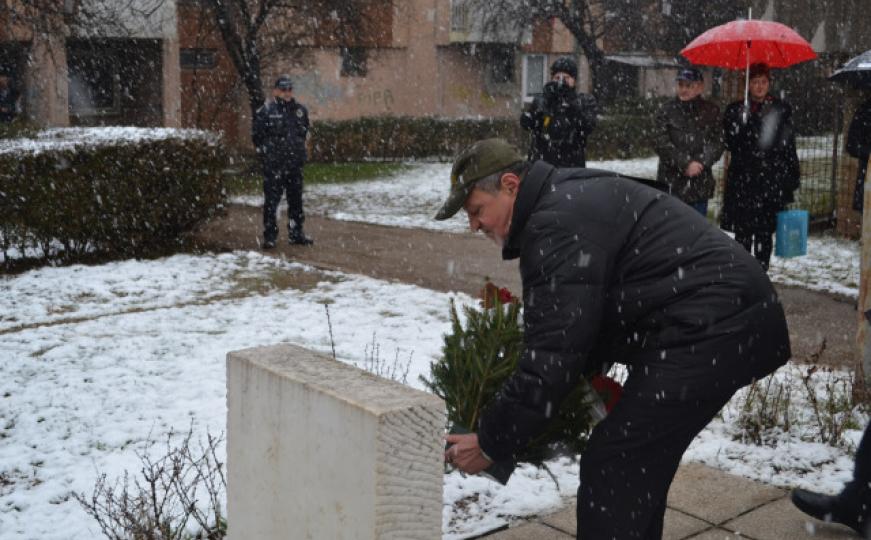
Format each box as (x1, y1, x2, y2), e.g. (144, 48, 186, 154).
(791, 489, 870, 537)
(288, 230, 314, 246)
(261, 238, 276, 249)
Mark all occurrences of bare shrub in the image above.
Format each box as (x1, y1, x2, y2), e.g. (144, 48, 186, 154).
(734, 375, 793, 446)
(75, 427, 226, 540)
(802, 364, 861, 448)
(359, 332, 413, 385)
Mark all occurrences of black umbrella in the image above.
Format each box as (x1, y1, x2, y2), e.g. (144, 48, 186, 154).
(829, 49, 871, 87)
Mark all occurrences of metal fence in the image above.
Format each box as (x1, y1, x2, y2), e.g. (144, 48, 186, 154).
(708, 132, 844, 226)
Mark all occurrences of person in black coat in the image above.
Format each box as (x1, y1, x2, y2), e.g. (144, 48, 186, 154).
(720, 63, 800, 270)
(436, 138, 791, 539)
(847, 96, 871, 212)
(520, 56, 598, 168)
(654, 67, 724, 216)
(252, 75, 312, 248)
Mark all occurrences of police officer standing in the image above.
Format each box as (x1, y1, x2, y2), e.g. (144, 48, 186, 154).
(520, 56, 598, 168)
(252, 74, 312, 248)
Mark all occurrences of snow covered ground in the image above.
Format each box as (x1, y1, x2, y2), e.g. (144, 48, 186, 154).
(1, 156, 865, 539)
(1, 250, 867, 539)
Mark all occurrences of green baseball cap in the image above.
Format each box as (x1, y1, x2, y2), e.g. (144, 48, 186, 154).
(434, 138, 524, 220)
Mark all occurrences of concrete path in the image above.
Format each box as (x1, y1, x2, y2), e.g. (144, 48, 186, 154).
(484, 463, 858, 539)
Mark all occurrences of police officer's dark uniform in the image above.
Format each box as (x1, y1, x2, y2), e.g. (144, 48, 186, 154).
(520, 56, 598, 168)
(252, 75, 312, 247)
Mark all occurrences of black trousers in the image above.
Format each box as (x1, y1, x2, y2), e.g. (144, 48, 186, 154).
(263, 167, 304, 242)
(577, 376, 734, 539)
(734, 227, 774, 271)
(841, 422, 871, 518)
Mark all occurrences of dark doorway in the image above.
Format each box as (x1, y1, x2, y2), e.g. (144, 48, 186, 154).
(0, 42, 29, 121)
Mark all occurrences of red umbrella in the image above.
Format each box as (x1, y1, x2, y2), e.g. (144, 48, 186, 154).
(681, 20, 817, 69)
(680, 17, 816, 121)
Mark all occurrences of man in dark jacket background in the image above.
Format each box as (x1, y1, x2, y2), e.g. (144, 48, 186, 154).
(520, 56, 598, 168)
(437, 138, 791, 539)
(847, 95, 871, 212)
(252, 74, 312, 248)
(653, 67, 723, 216)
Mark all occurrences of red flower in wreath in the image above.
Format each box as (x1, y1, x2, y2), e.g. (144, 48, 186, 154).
(591, 374, 623, 413)
(480, 281, 519, 309)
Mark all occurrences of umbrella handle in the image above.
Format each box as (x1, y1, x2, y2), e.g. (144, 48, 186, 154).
(743, 8, 752, 124)
(743, 39, 751, 124)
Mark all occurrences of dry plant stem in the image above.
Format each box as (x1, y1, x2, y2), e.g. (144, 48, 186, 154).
(324, 303, 337, 360)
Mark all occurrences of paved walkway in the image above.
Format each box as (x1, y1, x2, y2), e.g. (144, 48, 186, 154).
(482, 463, 858, 539)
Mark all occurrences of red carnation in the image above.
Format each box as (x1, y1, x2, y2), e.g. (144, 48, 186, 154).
(591, 374, 623, 413)
(497, 287, 514, 305)
(480, 281, 518, 309)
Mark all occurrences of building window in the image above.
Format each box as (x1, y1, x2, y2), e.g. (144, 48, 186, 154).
(451, 0, 468, 33)
(68, 53, 120, 115)
(180, 48, 217, 70)
(522, 54, 547, 102)
(661, 0, 672, 16)
(487, 46, 515, 85)
(340, 47, 367, 77)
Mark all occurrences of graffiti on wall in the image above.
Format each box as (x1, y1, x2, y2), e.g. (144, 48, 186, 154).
(287, 72, 395, 112)
(356, 89, 394, 111)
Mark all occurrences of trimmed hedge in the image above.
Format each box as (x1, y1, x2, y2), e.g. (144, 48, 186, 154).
(308, 111, 658, 162)
(0, 132, 227, 264)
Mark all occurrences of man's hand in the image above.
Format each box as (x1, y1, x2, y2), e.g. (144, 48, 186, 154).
(684, 161, 704, 177)
(444, 433, 492, 474)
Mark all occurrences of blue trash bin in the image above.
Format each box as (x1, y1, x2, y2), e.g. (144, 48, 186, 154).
(775, 209, 808, 258)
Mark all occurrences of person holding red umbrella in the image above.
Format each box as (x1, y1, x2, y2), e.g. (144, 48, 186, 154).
(680, 16, 814, 269)
(720, 63, 801, 270)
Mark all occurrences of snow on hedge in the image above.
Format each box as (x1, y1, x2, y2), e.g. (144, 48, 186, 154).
(0, 127, 220, 156)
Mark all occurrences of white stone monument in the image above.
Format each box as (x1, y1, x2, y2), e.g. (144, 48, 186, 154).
(226, 344, 445, 539)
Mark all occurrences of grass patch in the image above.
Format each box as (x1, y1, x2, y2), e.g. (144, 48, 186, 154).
(224, 161, 412, 195)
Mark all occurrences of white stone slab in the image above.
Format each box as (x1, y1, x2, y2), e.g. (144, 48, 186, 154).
(227, 344, 445, 539)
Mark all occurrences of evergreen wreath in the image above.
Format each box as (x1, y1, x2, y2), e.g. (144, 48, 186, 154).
(422, 281, 622, 471)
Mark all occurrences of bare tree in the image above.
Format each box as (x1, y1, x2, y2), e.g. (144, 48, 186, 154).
(0, 0, 172, 43)
(200, 0, 382, 117)
(467, 0, 744, 93)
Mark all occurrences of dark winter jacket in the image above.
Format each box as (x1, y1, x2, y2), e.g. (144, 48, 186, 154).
(654, 96, 724, 203)
(847, 98, 871, 160)
(720, 96, 800, 233)
(251, 97, 309, 174)
(477, 161, 791, 462)
(520, 87, 598, 168)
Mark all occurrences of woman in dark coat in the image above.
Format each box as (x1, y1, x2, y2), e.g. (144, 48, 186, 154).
(720, 63, 801, 270)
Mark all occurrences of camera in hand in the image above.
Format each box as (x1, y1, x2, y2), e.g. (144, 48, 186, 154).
(543, 79, 573, 105)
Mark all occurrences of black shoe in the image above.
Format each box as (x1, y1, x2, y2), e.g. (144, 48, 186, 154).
(261, 239, 276, 249)
(791, 489, 869, 537)
(288, 233, 314, 246)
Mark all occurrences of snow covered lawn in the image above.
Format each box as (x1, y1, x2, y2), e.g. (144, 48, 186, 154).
(1, 252, 867, 539)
